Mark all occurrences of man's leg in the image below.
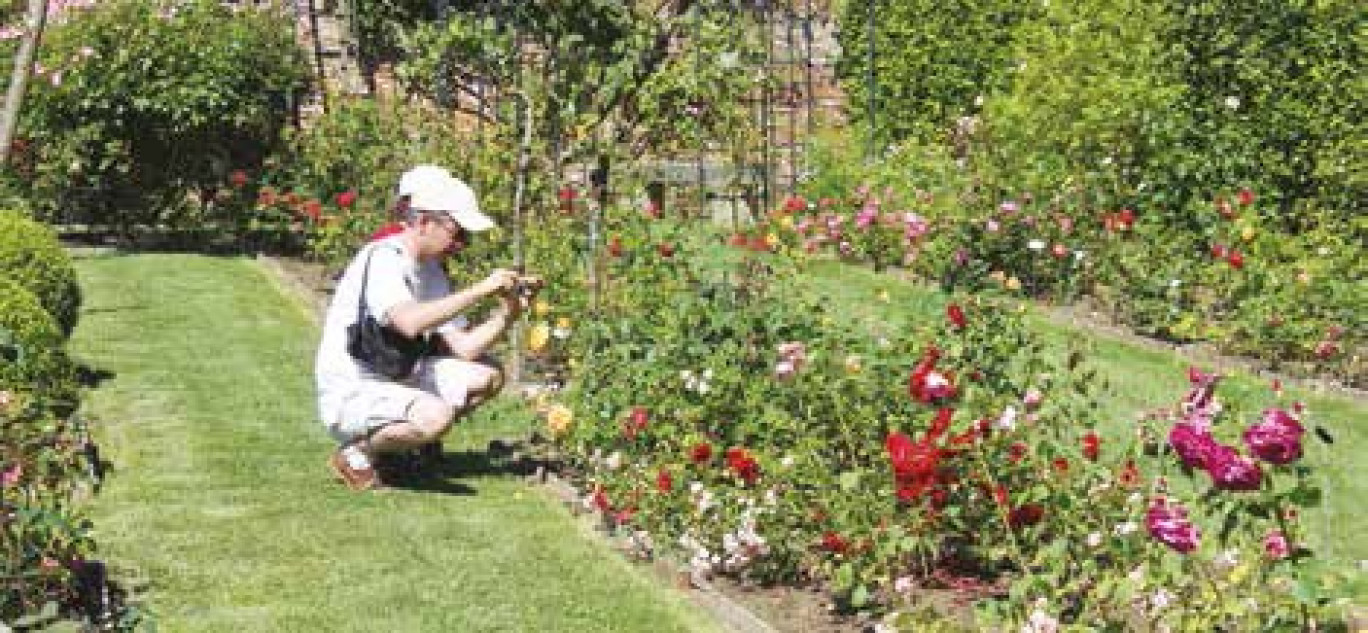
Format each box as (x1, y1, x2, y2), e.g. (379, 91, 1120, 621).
(421, 355, 505, 411)
(364, 394, 454, 453)
(328, 382, 455, 490)
(405, 356, 505, 470)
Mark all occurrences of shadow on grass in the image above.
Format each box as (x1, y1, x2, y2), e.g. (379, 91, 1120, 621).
(75, 363, 117, 388)
(382, 440, 543, 496)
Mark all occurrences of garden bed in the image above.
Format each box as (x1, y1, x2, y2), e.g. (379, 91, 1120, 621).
(257, 252, 873, 632)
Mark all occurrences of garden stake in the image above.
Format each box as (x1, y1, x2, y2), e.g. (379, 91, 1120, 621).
(506, 88, 534, 386)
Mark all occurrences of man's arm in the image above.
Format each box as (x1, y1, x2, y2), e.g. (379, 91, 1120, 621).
(439, 296, 520, 360)
(385, 269, 518, 339)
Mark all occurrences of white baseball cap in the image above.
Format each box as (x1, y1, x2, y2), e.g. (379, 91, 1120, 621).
(397, 164, 451, 199)
(400, 166, 496, 232)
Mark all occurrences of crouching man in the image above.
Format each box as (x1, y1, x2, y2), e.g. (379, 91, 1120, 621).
(315, 166, 522, 491)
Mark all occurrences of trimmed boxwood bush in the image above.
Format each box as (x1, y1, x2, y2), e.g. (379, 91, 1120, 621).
(0, 279, 77, 408)
(0, 211, 82, 337)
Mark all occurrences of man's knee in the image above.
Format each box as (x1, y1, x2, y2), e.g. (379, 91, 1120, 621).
(457, 360, 503, 404)
(409, 397, 456, 442)
(478, 364, 505, 398)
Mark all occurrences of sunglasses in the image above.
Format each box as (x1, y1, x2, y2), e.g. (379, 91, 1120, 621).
(432, 214, 469, 241)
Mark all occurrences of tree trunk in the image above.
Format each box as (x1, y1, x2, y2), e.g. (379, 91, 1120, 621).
(0, 0, 47, 167)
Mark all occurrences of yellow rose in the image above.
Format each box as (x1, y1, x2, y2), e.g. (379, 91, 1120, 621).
(843, 355, 862, 373)
(533, 300, 551, 316)
(779, 216, 794, 229)
(527, 323, 550, 353)
(1005, 276, 1022, 291)
(546, 404, 573, 438)
(989, 270, 1006, 283)
(765, 233, 779, 247)
(556, 317, 572, 329)
(877, 290, 891, 303)
(1241, 225, 1255, 241)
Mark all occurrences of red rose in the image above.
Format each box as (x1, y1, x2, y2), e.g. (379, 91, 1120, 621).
(946, 303, 967, 330)
(335, 190, 357, 208)
(622, 406, 649, 439)
(689, 442, 713, 464)
(1082, 432, 1101, 461)
(1227, 250, 1244, 269)
(1237, 188, 1255, 206)
(820, 531, 848, 554)
(1009, 503, 1045, 528)
(301, 199, 323, 221)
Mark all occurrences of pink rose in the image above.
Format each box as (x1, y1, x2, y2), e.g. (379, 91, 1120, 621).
(1263, 530, 1290, 560)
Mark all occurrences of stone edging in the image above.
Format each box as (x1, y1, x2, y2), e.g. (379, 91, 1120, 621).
(535, 472, 778, 633)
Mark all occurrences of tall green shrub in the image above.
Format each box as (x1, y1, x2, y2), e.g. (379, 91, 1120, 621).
(4, 0, 307, 230)
(1146, 0, 1366, 229)
(836, 0, 1043, 149)
(0, 211, 82, 337)
(975, 0, 1180, 210)
(0, 280, 77, 407)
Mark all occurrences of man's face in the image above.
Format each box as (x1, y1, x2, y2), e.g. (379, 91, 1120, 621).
(431, 213, 469, 256)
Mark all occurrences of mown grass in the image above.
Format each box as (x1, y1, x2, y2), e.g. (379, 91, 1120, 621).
(69, 252, 724, 633)
(793, 259, 1367, 572)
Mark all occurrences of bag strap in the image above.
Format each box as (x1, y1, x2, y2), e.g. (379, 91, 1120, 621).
(354, 243, 413, 325)
(355, 246, 379, 325)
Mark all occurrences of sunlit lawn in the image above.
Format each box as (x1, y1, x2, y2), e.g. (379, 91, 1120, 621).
(69, 252, 724, 633)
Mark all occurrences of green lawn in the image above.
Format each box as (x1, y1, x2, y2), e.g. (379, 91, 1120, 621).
(70, 252, 724, 633)
(795, 259, 1368, 569)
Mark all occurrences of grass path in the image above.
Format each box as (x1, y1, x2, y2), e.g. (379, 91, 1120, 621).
(69, 252, 724, 632)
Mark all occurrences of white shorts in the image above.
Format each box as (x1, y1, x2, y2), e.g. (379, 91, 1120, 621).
(328, 356, 496, 444)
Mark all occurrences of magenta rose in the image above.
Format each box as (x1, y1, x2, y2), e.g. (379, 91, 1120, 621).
(1146, 497, 1201, 554)
(1263, 530, 1290, 560)
(1205, 444, 1263, 492)
(1169, 422, 1220, 469)
(1242, 408, 1305, 465)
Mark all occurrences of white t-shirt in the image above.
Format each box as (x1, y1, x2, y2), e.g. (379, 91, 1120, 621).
(314, 236, 469, 427)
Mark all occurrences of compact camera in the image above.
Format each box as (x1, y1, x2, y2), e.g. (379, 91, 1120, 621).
(512, 274, 545, 299)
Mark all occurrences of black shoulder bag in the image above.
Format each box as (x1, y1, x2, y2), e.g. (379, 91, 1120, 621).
(345, 247, 431, 379)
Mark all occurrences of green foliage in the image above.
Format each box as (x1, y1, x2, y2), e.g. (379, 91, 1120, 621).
(0, 280, 77, 407)
(836, 0, 1042, 149)
(975, 0, 1178, 208)
(0, 392, 97, 625)
(838, 0, 1364, 227)
(0, 211, 82, 337)
(1145, 0, 1366, 230)
(397, 0, 768, 202)
(5, 0, 307, 229)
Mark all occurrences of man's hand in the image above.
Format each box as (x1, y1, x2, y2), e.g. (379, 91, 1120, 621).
(497, 292, 525, 321)
(513, 274, 545, 300)
(479, 269, 520, 297)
